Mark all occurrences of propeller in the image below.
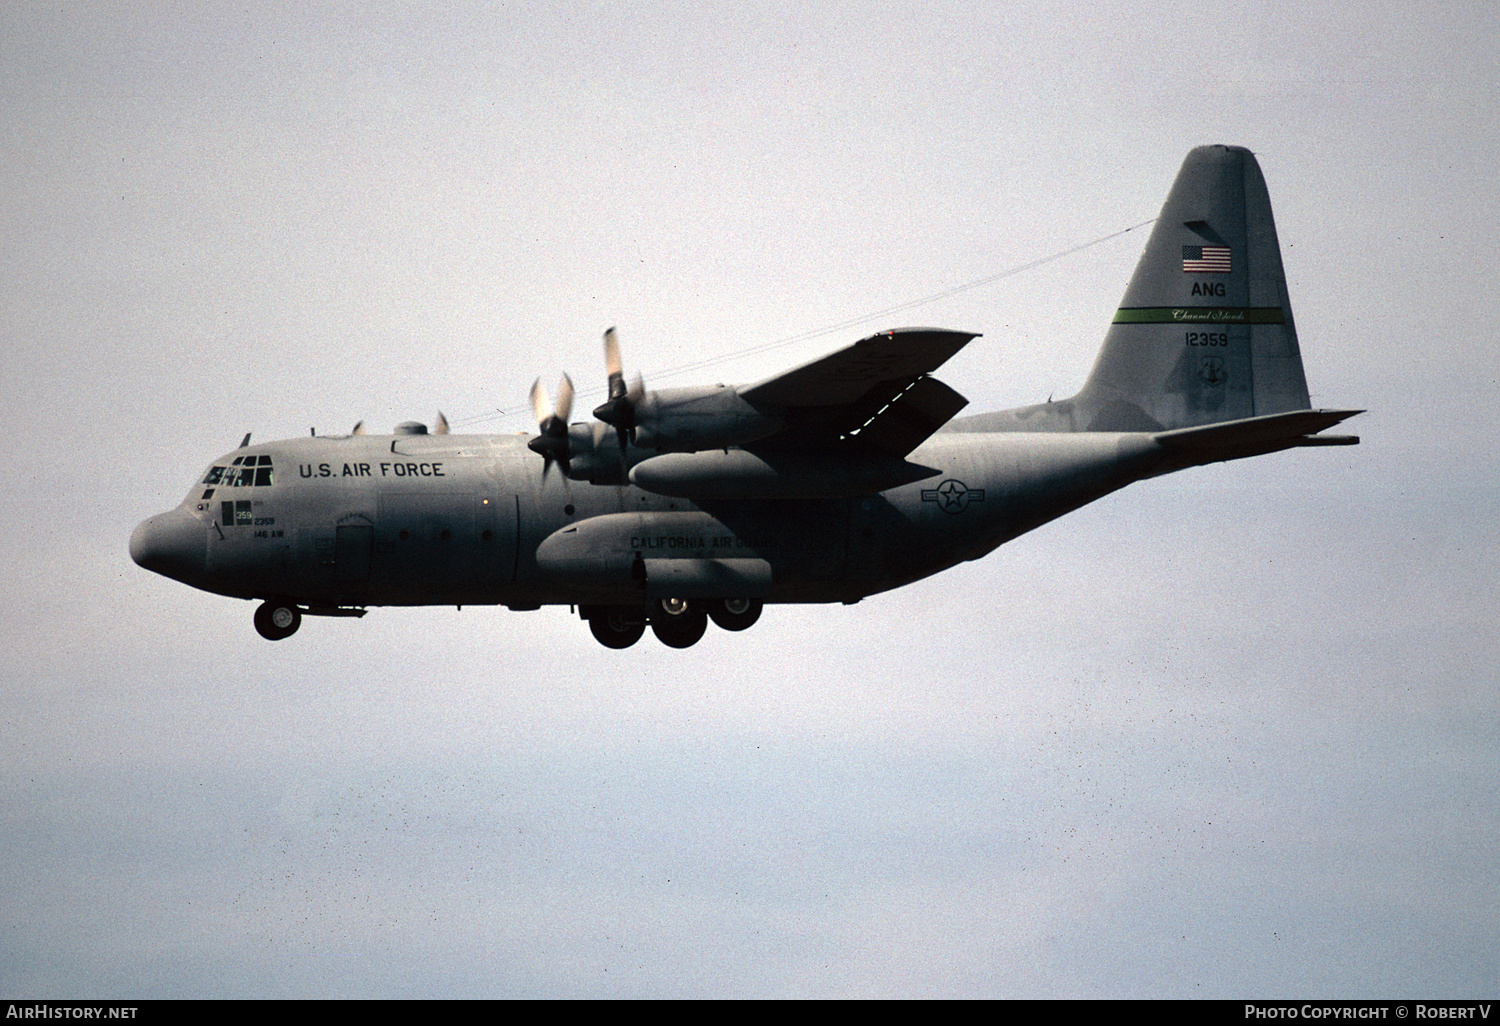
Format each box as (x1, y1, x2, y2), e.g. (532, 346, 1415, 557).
(593, 326, 645, 455)
(528, 373, 574, 476)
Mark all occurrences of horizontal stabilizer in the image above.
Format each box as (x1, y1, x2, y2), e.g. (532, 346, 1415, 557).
(1153, 409, 1362, 464)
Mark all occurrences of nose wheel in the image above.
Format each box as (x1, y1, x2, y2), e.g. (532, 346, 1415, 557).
(254, 600, 302, 641)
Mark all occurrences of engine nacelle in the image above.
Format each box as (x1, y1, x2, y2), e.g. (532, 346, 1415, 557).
(629, 449, 940, 499)
(631, 385, 783, 453)
(560, 423, 628, 485)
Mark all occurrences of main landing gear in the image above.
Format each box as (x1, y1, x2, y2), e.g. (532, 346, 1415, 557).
(248, 596, 753, 648)
(583, 597, 763, 649)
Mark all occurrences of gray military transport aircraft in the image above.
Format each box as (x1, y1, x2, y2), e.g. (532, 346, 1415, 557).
(131, 145, 1360, 648)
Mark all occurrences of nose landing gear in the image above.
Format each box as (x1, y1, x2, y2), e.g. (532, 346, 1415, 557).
(253, 600, 302, 641)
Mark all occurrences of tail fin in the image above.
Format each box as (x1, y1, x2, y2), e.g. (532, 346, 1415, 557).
(1074, 145, 1311, 432)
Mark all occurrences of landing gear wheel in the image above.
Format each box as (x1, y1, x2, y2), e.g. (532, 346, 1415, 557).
(589, 607, 647, 649)
(708, 597, 762, 632)
(650, 598, 708, 649)
(254, 600, 302, 641)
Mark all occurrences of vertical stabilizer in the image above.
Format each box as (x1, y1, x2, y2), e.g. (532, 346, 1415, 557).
(1074, 145, 1310, 431)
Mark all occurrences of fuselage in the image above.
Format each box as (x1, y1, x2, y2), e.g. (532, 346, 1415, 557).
(127, 146, 1360, 647)
(129, 418, 1166, 613)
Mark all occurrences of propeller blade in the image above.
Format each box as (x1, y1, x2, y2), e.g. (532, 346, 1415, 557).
(604, 326, 624, 396)
(530, 378, 549, 427)
(555, 373, 574, 424)
(351, 420, 365, 436)
(434, 411, 450, 435)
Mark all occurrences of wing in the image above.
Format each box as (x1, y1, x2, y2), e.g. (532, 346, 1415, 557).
(740, 327, 979, 456)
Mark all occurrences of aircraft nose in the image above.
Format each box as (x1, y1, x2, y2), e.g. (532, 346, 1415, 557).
(130, 509, 206, 585)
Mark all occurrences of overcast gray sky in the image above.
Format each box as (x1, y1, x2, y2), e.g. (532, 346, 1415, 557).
(3, 0, 1497, 999)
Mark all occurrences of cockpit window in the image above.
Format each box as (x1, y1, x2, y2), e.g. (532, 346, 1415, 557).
(203, 455, 274, 488)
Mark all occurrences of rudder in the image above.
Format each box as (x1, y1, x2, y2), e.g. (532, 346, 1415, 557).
(1074, 145, 1311, 431)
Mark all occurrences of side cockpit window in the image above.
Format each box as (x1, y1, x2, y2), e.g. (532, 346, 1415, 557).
(203, 455, 274, 489)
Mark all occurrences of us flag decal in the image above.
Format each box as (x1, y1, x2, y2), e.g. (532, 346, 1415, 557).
(1183, 245, 1231, 273)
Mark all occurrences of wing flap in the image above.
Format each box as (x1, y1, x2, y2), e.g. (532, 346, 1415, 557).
(740, 327, 978, 407)
(738, 327, 978, 453)
(846, 375, 969, 456)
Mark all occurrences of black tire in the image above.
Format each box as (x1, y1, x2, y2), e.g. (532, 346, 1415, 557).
(707, 597, 762, 632)
(589, 607, 647, 649)
(254, 600, 301, 641)
(650, 599, 708, 648)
